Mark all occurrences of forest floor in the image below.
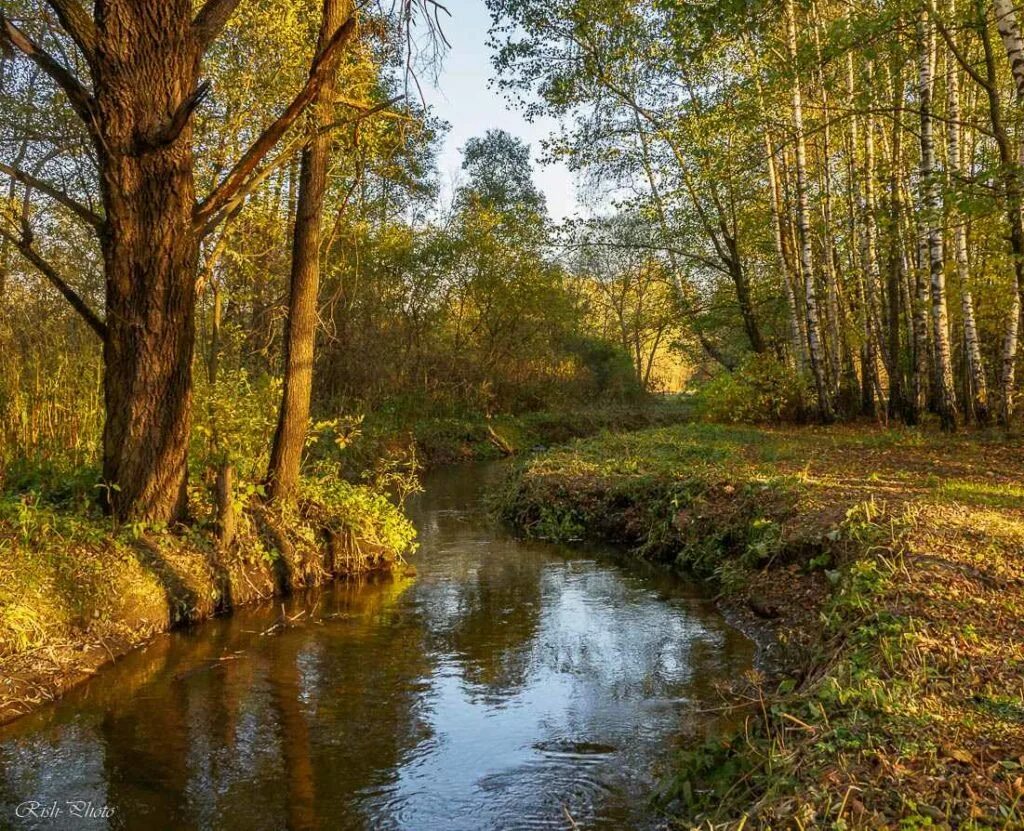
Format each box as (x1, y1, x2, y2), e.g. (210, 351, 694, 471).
(496, 423, 1024, 829)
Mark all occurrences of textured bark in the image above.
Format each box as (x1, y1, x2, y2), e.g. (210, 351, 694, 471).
(980, 8, 1024, 425)
(994, 0, 1024, 96)
(786, 0, 833, 422)
(917, 12, 959, 430)
(267, 0, 351, 501)
(94, 0, 204, 522)
(946, 56, 990, 422)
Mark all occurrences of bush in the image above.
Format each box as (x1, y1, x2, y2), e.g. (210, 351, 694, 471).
(693, 355, 809, 424)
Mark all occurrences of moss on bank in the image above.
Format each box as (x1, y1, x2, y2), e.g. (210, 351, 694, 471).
(0, 474, 415, 724)
(496, 423, 1024, 829)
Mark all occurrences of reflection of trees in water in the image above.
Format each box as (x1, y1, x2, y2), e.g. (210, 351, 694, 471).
(426, 546, 545, 694)
(90, 574, 430, 830)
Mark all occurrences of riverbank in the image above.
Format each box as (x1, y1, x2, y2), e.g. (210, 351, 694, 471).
(341, 397, 693, 472)
(0, 477, 415, 725)
(0, 400, 685, 726)
(496, 423, 1024, 828)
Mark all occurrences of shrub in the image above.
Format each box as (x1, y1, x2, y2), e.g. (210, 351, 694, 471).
(693, 355, 809, 424)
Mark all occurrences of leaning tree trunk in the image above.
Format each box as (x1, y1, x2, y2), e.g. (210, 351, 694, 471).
(267, 0, 350, 500)
(917, 11, 959, 430)
(785, 0, 833, 422)
(96, 1, 203, 523)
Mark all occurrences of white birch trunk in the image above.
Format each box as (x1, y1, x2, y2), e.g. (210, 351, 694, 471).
(946, 53, 990, 420)
(786, 0, 833, 421)
(918, 11, 959, 429)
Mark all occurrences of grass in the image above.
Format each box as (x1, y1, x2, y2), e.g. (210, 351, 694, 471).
(0, 466, 416, 723)
(496, 423, 1024, 829)
(336, 396, 695, 473)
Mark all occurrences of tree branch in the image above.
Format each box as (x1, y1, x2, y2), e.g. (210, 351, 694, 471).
(43, 0, 97, 65)
(194, 13, 357, 226)
(193, 0, 245, 52)
(0, 225, 106, 339)
(0, 14, 95, 128)
(136, 80, 211, 152)
(0, 162, 102, 228)
(198, 134, 303, 238)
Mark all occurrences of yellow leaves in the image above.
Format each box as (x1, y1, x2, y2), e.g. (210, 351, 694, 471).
(941, 745, 976, 765)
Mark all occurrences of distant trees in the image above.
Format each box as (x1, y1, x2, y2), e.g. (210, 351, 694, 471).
(488, 0, 1024, 430)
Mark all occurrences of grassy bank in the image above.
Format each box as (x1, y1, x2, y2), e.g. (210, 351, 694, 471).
(0, 469, 415, 724)
(497, 423, 1024, 828)
(338, 397, 694, 473)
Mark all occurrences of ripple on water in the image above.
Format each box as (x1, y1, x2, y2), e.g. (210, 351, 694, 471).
(0, 462, 753, 831)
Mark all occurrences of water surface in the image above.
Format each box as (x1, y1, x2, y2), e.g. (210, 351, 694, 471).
(0, 463, 752, 830)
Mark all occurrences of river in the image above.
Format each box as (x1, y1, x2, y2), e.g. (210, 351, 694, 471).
(0, 463, 753, 830)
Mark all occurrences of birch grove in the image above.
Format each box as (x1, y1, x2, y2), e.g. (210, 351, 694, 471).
(490, 0, 1024, 430)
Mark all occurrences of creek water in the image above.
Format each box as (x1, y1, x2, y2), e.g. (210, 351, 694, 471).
(0, 463, 753, 830)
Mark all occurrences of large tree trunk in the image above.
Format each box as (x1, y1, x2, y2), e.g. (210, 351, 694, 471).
(96, 1, 202, 523)
(917, 11, 959, 430)
(785, 0, 833, 422)
(267, 0, 350, 500)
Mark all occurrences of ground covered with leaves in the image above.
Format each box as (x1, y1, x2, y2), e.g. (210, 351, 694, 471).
(496, 423, 1024, 829)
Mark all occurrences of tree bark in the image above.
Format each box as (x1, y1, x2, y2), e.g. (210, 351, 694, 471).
(785, 0, 833, 421)
(267, 0, 351, 500)
(946, 50, 989, 422)
(917, 11, 959, 430)
(855, 57, 884, 418)
(95, 1, 204, 522)
(978, 4, 1024, 425)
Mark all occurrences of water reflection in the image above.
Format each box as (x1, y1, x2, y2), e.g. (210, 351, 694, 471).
(0, 463, 752, 830)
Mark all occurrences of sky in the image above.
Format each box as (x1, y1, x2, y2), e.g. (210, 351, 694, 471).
(425, 0, 579, 222)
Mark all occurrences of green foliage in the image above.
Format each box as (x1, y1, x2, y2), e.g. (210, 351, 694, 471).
(192, 368, 282, 479)
(693, 355, 810, 424)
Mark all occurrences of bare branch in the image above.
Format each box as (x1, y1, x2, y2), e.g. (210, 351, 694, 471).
(194, 14, 357, 226)
(43, 0, 97, 65)
(0, 14, 95, 128)
(0, 224, 106, 339)
(0, 162, 102, 228)
(193, 0, 245, 52)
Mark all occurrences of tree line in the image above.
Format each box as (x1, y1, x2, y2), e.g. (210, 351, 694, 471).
(489, 0, 1024, 429)
(0, 0, 675, 528)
